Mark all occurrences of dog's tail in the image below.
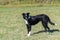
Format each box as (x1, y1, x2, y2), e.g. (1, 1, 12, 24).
(49, 19, 55, 25)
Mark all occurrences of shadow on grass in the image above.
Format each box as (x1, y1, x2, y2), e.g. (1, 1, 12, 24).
(31, 29, 59, 35)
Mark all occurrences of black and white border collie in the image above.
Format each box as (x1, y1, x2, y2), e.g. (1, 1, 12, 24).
(22, 13, 56, 37)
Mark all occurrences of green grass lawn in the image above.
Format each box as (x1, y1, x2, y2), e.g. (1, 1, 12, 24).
(0, 6, 60, 40)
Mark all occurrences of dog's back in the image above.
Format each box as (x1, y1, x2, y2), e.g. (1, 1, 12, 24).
(28, 14, 55, 25)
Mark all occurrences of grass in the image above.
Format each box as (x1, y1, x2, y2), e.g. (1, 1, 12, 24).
(0, 6, 60, 40)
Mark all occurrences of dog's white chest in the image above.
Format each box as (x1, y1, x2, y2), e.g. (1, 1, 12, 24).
(24, 20, 28, 24)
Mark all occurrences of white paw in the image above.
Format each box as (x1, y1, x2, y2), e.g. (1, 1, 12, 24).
(55, 23, 57, 25)
(27, 31, 31, 37)
(27, 34, 30, 37)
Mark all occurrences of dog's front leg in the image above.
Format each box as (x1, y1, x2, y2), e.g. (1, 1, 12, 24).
(26, 24, 31, 37)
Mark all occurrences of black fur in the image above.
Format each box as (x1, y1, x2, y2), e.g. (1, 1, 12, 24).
(22, 13, 55, 34)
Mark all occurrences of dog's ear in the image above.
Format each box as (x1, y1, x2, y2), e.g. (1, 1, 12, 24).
(27, 13, 30, 15)
(22, 13, 25, 16)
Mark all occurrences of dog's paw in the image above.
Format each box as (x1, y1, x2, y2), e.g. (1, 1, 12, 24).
(27, 31, 31, 37)
(55, 23, 57, 25)
(27, 34, 30, 37)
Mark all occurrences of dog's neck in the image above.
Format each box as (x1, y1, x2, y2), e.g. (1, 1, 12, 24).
(27, 16, 31, 20)
(28, 16, 30, 19)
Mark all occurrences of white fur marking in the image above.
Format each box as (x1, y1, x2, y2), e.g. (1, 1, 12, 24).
(24, 20, 28, 24)
(27, 31, 31, 37)
(55, 23, 57, 25)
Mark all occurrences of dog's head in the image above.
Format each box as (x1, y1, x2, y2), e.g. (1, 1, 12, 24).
(22, 13, 30, 20)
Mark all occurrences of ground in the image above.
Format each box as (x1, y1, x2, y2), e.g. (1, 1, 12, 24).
(0, 6, 60, 40)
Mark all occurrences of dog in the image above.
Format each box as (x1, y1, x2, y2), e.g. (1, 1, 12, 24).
(22, 13, 55, 37)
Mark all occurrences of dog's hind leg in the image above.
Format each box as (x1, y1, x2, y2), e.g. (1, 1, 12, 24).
(42, 22, 50, 31)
